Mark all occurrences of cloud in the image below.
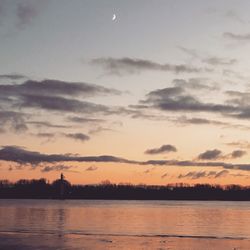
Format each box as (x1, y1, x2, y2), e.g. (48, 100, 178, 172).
(214, 170, 229, 178)
(198, 149, 246, 161)
(177, 46, 199, 58)
(1, 146, 250, 172)
(17, 2, 38, 28)
(178, 46, 237, 67)
(66, 116, 104, 124)
(226, 140, 250, 149)
(0, 79, 121, 98)
(141, 159, 250, 172)
(0, 0, 4, 15)
(230, 150, 247, 159)
(144, 167, 156, 174)
(89, 126, 116, 135)
(86, 166, 98, 171)
(231, 173, 250, 178)
(174, 116, 225, 125)
(35, 133, 55, 139)
(145, 144, 177, 155)
(91, 57, 203, 75)
(19, 94, 111, 114)
(28, 121, 70, 129)
(202, 57, 237, 66)
(64, 133, 90, 142)
(0, 1, 48, 29)
(141, 86, 235, 114)
(224, 10, 245, 24)
(41, 164, 74, 173)
(161, 173, 168, 179)
(0, 111, 28, 133)
(226, 90, 250, 104)
(138, 85, 250, 120)
(172, 115, 250, 130)
(0, 73, 27, 80)
(178, 170, 229, 179)
(223, 69, 246, 80)
(0, 79, 128, 116)
(198, 149, 222, 160)
(173, 78, 217, 91)
(224, 91, 250, 119)
(178, 171, 207, 179)
(0, 146, 134, 165)
(223, 32, 250, 41)
(125, 107, 169, 121)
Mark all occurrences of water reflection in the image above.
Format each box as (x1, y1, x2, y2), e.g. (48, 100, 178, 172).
(56, 207, 67, 236)
(0, 200, 250, 239)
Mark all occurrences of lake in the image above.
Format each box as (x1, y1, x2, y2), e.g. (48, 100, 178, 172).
(0, 199, 250, 249)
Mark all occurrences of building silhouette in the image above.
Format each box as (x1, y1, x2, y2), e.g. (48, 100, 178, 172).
(60, 173, 64, 199)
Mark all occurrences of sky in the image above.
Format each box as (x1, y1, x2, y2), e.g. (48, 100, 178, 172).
(1, 0, 250, 185)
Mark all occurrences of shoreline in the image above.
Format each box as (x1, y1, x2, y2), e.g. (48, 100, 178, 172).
(0, 231, 249, 250)
(1, 198, 250, 201)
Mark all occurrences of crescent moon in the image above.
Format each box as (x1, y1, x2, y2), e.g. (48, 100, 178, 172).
(112, 14, 116, 21)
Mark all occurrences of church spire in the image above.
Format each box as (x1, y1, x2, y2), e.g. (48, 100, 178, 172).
(60, 173, 65, 199)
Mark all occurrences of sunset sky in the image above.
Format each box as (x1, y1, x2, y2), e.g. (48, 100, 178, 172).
(1, 0, 250, 185)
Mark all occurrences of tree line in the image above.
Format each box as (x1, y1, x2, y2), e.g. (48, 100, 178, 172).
(0, 178, 250, 200)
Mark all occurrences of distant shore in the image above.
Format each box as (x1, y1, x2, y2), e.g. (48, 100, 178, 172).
(1, 178, 250, 201)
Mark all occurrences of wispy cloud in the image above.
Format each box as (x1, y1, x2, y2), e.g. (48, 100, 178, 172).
(142, 159, 250, 171)
(202, 57, 237, 66)
(86, 166, 98, 171)
(178, 46, 199, 58)
(91, 57, 204, 75)
(35, 133, 55, 139)
(89, 126, 115, 135)
(64, 133, 90, 142)
(16, 2, 38, 28)
(28, 121, 70, 129)
(173, 78, 218, 91)
(178, 170, 229, 179)
(223, 32, 250, 41)
(0, 111, 28, 133)
(0, 1, 48, 29)
(161, 173, 168, 179)
(172, 115, 250, 130)
(66, 116, 105, 124)
(41, 164, 75, 173)
(224, 10, 245, 23)
(0, 73, 27, 80)
(226, 140, 250, 149)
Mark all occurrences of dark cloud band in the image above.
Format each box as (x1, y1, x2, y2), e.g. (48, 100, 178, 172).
(1, 146, 250, 172)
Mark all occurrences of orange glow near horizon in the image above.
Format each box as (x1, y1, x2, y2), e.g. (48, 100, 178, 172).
(1, 161, 249, 186)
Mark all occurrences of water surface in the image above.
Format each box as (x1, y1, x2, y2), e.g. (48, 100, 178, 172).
(0, 200, 250, 249)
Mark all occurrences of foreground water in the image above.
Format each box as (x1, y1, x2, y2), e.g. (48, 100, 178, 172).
(0, 199, 250, 249)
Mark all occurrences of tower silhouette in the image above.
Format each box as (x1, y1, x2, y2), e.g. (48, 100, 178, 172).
(60, 173, 64, 199)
